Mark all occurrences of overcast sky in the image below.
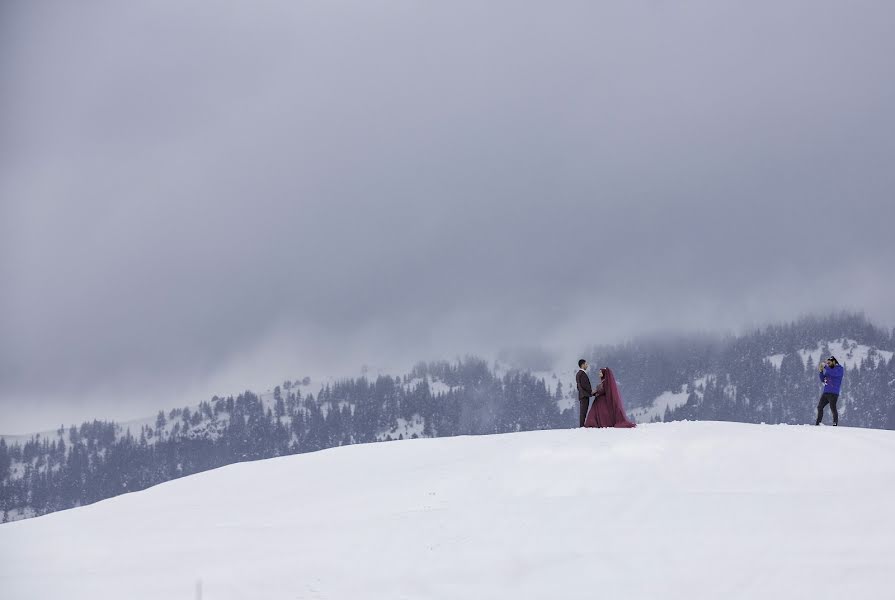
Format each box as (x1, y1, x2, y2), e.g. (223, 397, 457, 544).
(2, 1, 894, 433)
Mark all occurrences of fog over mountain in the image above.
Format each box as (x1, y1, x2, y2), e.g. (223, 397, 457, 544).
(2, 1, 894, 432)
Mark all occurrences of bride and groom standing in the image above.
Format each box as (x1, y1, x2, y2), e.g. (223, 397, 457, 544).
(576, 359, 636, 428)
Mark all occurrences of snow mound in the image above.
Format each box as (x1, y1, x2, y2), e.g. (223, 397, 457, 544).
(2, 421, 894, 600)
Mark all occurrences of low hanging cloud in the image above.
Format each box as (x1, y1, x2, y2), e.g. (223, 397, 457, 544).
(2, 0, 894, 432)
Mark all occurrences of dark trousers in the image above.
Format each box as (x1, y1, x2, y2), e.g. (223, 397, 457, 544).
(816, 392, 839, 425)
(579, 397, 590, 427)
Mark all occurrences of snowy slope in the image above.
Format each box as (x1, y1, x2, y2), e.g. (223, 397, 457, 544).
(0, 372, 453, 444)
(798, 338, 893, 369)
(630, 387, 687, 422)
(765, 338, 894, 371)
(629, 375, 710, 422)
(2, 421, 894, 600)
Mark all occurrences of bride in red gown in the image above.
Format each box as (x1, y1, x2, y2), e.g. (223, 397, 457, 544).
(584, 367, 636, 428)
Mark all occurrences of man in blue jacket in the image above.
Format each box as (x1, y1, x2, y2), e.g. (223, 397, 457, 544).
(816, 355, 844, 426)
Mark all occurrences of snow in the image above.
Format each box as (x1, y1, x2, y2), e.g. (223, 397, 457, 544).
(0, 364, 404, 441)
(764, 340, 893, 371)
(766, 353, 786, 369)
(798, 339, 893, 370)
(3, 507, 38, 521)
(692, 374, 709, 397)
(0, 430, 58, 446)
(9, 462, 26, 479)
(402, 376, 424, 390)
(3, 421, 894, 600)
(402, 376, 454, 396)
(552, 369, 579, 411)
(428, 380, 452, 396)
(319, 401, 354, 419)
(630, 386, 690, 423)
(378, 415, 426, 440)
(630, 375, 709, 423)
(530, 370, 558, 384)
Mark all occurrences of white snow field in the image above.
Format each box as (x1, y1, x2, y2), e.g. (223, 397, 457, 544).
(2, 421, 894, 600)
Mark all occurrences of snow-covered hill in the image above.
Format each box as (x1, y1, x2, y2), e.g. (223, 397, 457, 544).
(0, 370, 456, 445)
(2, 421, 893, 600)
(5, 334, 892, 446)
(766, 338, 894, 371)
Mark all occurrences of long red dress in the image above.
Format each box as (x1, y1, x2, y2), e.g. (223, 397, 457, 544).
(584, 368, 636, 428)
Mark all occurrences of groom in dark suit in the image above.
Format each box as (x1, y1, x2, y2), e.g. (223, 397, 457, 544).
(576, 359, 597, 427)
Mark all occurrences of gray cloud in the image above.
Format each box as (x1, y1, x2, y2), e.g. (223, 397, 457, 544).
(3, 0, 895, 432)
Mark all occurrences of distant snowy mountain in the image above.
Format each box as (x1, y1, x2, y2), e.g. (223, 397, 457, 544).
(2, 422, 894, 600)
(581, 316, 895, 428)
(2, 312, 893, 524)
(629, 337, 895, 424)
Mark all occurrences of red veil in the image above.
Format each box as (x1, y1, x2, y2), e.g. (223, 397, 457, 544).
(584, 367, 636, 428)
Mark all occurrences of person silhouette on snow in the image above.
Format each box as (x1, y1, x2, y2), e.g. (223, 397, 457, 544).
(816, 355, 844, 426)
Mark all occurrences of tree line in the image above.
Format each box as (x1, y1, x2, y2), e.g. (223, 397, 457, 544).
(2, 312, 893, 522)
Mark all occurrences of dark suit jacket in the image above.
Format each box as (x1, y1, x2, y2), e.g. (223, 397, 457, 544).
(576, 369, 593, 400)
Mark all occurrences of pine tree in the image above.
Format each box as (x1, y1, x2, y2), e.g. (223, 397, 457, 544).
(0, 439, 9, 480)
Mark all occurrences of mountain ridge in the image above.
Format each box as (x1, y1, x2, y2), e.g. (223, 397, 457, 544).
(2, 312, 893, 523)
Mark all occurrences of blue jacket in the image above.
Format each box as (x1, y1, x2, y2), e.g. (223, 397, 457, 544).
(819, 364, 844, 395)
